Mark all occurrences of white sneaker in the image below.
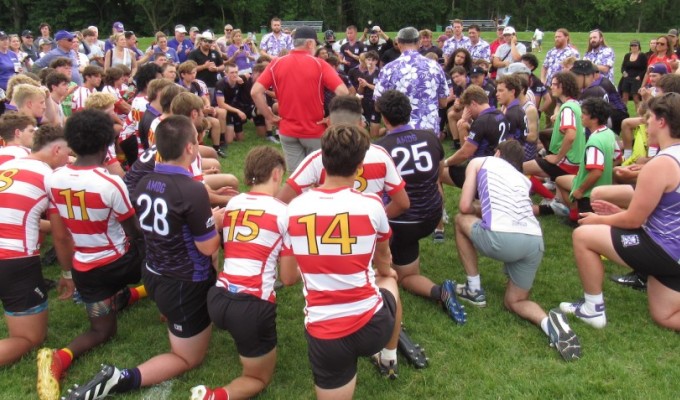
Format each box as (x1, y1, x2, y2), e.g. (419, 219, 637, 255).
(559, 299, 607, 329)
(549, 199, 570, 217)
(543, 180, 556, 191)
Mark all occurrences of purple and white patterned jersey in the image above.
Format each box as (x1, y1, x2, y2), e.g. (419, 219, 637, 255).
(373, 50, 449, 132)
(643, 144, 680, 262)
(543, 46, 580, 85)
(584, 46, 615, 84)
(443, 36, 472, 58)
(260, 32, 293, 57)
(467, 39, 491, 62)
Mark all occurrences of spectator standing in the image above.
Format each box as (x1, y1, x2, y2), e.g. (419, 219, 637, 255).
(493, 27, 526, 78)
(33, 31, 83, 85)
(168, 25, 194, 63)
(442, 19, 471, 63)
(32, 23, 54, 52)
(0, 31, 19, 91)
(259, 18, 293, 57)
(251, 26, 347, 172)
(542, 29, 580, 86)
(226, 29, 258, 74)
(619, 40, 647, 109)
(20, 30, 39, 63)
(340, 25, 366, 71)
(188, 31, 225, 96)
(584, 30, 616, 84)
(374, 27, 449, 133)
(532, 28, 544, 52)
(466, 25, 490, 63)
(418, 29, 442, 61)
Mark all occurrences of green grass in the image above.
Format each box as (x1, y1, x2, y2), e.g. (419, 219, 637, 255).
(2, 32, 678, 399)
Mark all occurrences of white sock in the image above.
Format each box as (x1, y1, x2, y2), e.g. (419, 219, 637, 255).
(380, 348, 397, 365)
(584, 292, 604, 312)
(540, 317, 549, 336)
(467, 275, 481, 291)
(623, 149, 632, 160)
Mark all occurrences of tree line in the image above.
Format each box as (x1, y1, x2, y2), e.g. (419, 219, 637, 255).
(1, 0, 677, 35)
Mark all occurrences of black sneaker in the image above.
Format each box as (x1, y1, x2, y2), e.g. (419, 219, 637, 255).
(63, 364, 121, 400)
(609, 271, 647, 291)
(216, 148, 227, 158)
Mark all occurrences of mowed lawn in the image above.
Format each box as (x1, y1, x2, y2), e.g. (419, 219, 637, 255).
(1, 32, 678, 399)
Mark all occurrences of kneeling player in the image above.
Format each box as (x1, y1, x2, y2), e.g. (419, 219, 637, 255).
(454, 140, 580, 361)
(64, 116, 223, 400)
(190, 146, 296, 400)
(282, 125, 402, 398)
(375, 90, 466, 325)
(38, 110, 146, 400)
(0, 125, 70, 368)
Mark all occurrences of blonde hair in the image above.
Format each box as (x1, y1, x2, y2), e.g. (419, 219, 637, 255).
(85, 92, 117, 110)
(6, 75, 41, 101)
(13, 84, 46, 108)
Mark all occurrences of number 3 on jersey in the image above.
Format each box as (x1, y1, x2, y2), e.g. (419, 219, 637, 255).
(0, 169, 18, 193)
(297, 213, 357, 255)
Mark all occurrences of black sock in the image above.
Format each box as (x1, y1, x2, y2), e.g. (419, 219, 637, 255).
(430, 285, 442, 301)
(212, 144, 219, 151)
(112, 367, 141, 393)
(266, 130, 273, 137)
(538, 205, 554, 216)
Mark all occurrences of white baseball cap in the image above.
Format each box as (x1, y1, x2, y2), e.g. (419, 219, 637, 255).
(503, 26, 516, 35)
(201, 31, 215, 41)
(175, 24, 188, 33)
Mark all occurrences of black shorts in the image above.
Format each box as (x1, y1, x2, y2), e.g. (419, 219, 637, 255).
(72, 241, 143, 303)
(390, 217, 441, 265)
(306, 289, 396, 389)
(143, 267, 215, 338)
(207, 286, 277, 357)
(0, 256, 48, 314)
(611, 227, 680, 291)
(619, 77, 642, 96)
(447, 164, 468, 188)
(535, 157, 573, 180)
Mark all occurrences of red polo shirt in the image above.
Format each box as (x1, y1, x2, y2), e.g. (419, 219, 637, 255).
(257, 49, 343, 138)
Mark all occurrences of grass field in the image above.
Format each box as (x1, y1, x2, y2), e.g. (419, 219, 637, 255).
(1, 32, 678, 399)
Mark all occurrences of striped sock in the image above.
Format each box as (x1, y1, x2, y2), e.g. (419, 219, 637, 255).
(128, 285, 146, 305)
(56, 348, 74, 370)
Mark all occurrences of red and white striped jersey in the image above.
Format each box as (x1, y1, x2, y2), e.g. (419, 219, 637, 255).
(46, 165, 135, 271)
(0, 158, 52, 259)
(71, 86, 97, 113)
(120, 96, 149, 156)
(101, 85, 128, 121)
(0, 145, 31, 166)
(217, 193, 290, 303)
(287, 144, 405, 196)
(284, 187, 392, 339)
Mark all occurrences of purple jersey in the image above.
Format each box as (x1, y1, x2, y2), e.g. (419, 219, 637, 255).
(132, 163, 216, 282)
(376, 125, 444, 222)
(643, 144, 680, 262)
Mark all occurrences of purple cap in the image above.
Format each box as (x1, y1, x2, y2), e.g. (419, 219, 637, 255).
(54, 30, 74, 41)
(650, 63, 669, 75)
(113, 22, 124, 32)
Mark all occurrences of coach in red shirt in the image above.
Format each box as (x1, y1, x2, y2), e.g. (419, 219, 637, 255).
(251, 26, 348, 172)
